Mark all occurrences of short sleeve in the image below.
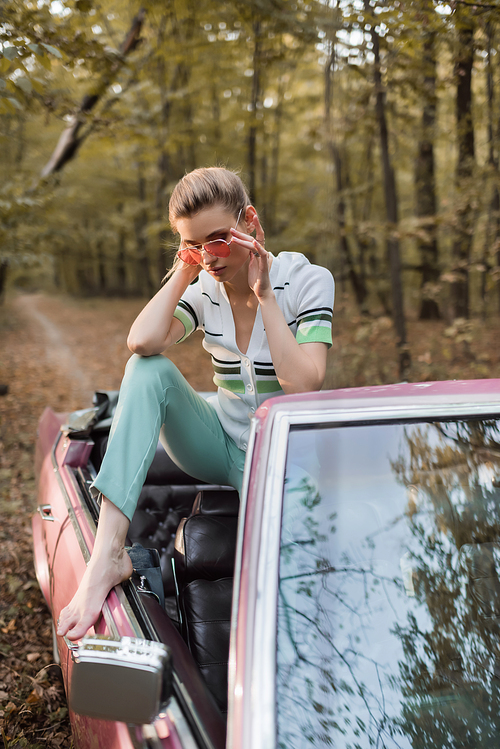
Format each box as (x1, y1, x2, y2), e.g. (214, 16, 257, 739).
(173, 279, 204, 343)
(294, 264, 334, 348)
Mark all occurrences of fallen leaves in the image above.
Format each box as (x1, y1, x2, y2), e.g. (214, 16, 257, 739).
(0, 292, 215, 748)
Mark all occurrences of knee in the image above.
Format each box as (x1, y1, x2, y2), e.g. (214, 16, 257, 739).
(124, 354, 179, 389)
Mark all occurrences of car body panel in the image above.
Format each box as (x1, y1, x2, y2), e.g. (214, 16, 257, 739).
(33, 406, 226, 749)
(33, 379, 500, 749)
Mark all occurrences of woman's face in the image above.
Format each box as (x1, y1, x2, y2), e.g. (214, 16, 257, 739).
(176, 204, 252, 284)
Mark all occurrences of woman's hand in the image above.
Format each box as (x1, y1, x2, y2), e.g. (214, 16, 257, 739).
(176, 257, 203, 281)
(232, 212, 328, 395)
(230, 214, 272, 301)
(127, 257, 201, 356)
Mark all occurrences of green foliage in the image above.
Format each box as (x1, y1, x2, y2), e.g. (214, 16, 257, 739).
(0, 0, 499, 332)
(0, 0, 106, 114)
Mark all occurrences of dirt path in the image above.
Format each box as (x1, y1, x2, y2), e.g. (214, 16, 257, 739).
(0, 292, 214, 748)
(14, 294, 93, 403)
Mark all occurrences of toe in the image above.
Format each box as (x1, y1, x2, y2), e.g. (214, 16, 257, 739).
(56, 608, 73, 636)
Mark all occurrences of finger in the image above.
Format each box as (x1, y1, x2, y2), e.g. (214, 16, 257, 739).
(253, 215, 265, 245)
(230, 232, 260, 255)
(252, 238, 266, 258)
(231, 229, 266, 255)
(231, 227, 253, 242)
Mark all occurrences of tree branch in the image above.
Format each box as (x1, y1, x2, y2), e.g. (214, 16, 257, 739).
(40, 8, 145, 178)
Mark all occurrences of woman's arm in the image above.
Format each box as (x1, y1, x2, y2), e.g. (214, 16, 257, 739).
(231, 224, 330, 394)
(259, 294, 328, 393)
(127, 264, 200, 356)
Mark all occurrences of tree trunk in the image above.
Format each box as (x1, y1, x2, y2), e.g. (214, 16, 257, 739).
(480, 20, 497, 318)
(155, 16, 171, 287)
(181, 64, 196, 173)
(347, 135, 380, 312)
(267, 73, 284, 236)
(248, 21, 262, 205)
(156, 149, 170, 284)
(416, 26, 440, 320)
(484, 19, 500, 316)
(324, 41, 368, 313)
(365, 0, 410, 378)
(260, 152, 268, 228)
(212, 81, 222, 146)
(450, 8, 475, 320)
(134, 161, 153, 297)
(97, 239, 106, 293)
(116, 204, 127, 293)
(0, 259, 8, 305)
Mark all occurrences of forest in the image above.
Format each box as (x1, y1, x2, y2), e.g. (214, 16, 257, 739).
(2, 4, 500, 743)
(1, 0, 500, 379)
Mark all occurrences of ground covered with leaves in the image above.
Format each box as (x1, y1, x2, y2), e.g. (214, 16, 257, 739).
(0, 294, 213, 749)
(1, 291, 500, 749)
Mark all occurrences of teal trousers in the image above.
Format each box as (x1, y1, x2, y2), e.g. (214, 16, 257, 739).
(91, 355, 246, 521)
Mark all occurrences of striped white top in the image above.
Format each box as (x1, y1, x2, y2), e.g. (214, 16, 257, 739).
(173, 251, 334, 450)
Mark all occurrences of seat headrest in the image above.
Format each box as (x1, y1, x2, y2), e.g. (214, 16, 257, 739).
(192, 489, 239, 517)
(174, 515, 238, 585)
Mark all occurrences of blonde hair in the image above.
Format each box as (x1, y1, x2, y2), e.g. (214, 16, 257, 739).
(164, 167, 251, 281)
(169, 167, 250, 230)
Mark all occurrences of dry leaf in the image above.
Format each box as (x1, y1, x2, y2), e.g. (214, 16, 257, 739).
(26, 690, 42, 705)
(1, 619, 16, 634)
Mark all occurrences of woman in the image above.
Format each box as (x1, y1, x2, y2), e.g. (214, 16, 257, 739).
(58, 167, 334, 640)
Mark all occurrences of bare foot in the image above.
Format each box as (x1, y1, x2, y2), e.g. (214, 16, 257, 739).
(57, 495, 133, 641)
(57, 546, 133, 641)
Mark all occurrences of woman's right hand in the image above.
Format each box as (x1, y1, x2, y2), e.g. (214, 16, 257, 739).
(127, 260, 201, 356)
(176, 258, 203, 281)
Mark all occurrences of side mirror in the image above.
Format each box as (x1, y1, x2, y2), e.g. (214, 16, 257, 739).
(62, 406, 100, 436)
(69, 635, 172, 725)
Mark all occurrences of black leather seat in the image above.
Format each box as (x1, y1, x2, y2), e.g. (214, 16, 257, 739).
(173, 489, 239, 713)
(105, 441, 236, 620)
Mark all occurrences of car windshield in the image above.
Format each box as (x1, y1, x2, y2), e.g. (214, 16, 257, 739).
(277, 418, 500, 748)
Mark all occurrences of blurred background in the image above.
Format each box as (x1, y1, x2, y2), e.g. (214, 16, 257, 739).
(1, 0, 500, 383)
(2, 5, 500, 742)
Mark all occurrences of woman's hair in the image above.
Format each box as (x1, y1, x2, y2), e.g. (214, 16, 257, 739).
(163, 167, 251, 281)
(169, 167, 250, 231)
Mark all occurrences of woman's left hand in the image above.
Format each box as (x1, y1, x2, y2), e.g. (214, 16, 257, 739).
(230, 214, 272, 300)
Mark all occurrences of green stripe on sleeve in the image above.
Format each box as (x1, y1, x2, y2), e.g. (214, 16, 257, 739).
(296, 326, 333, 347)
(173, 308, 194, 343)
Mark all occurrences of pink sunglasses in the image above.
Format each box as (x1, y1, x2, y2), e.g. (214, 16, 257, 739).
(177, 208, 243, 266)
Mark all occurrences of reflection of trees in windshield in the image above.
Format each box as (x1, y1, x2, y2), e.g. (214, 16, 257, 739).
(278, 476, 336, 747)
(277, 421, 500, 749)
(391, 420, 500, 748)
(277, 468, 408, 748)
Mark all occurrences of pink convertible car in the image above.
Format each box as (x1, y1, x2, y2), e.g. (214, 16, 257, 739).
(33, 379, 500, 748)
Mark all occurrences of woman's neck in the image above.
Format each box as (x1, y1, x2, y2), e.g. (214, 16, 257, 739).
(223, 261, 253, 302)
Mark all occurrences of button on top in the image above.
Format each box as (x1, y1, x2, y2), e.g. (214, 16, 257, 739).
(243, 358, 250, 367)
(246, 383, 253, 392)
